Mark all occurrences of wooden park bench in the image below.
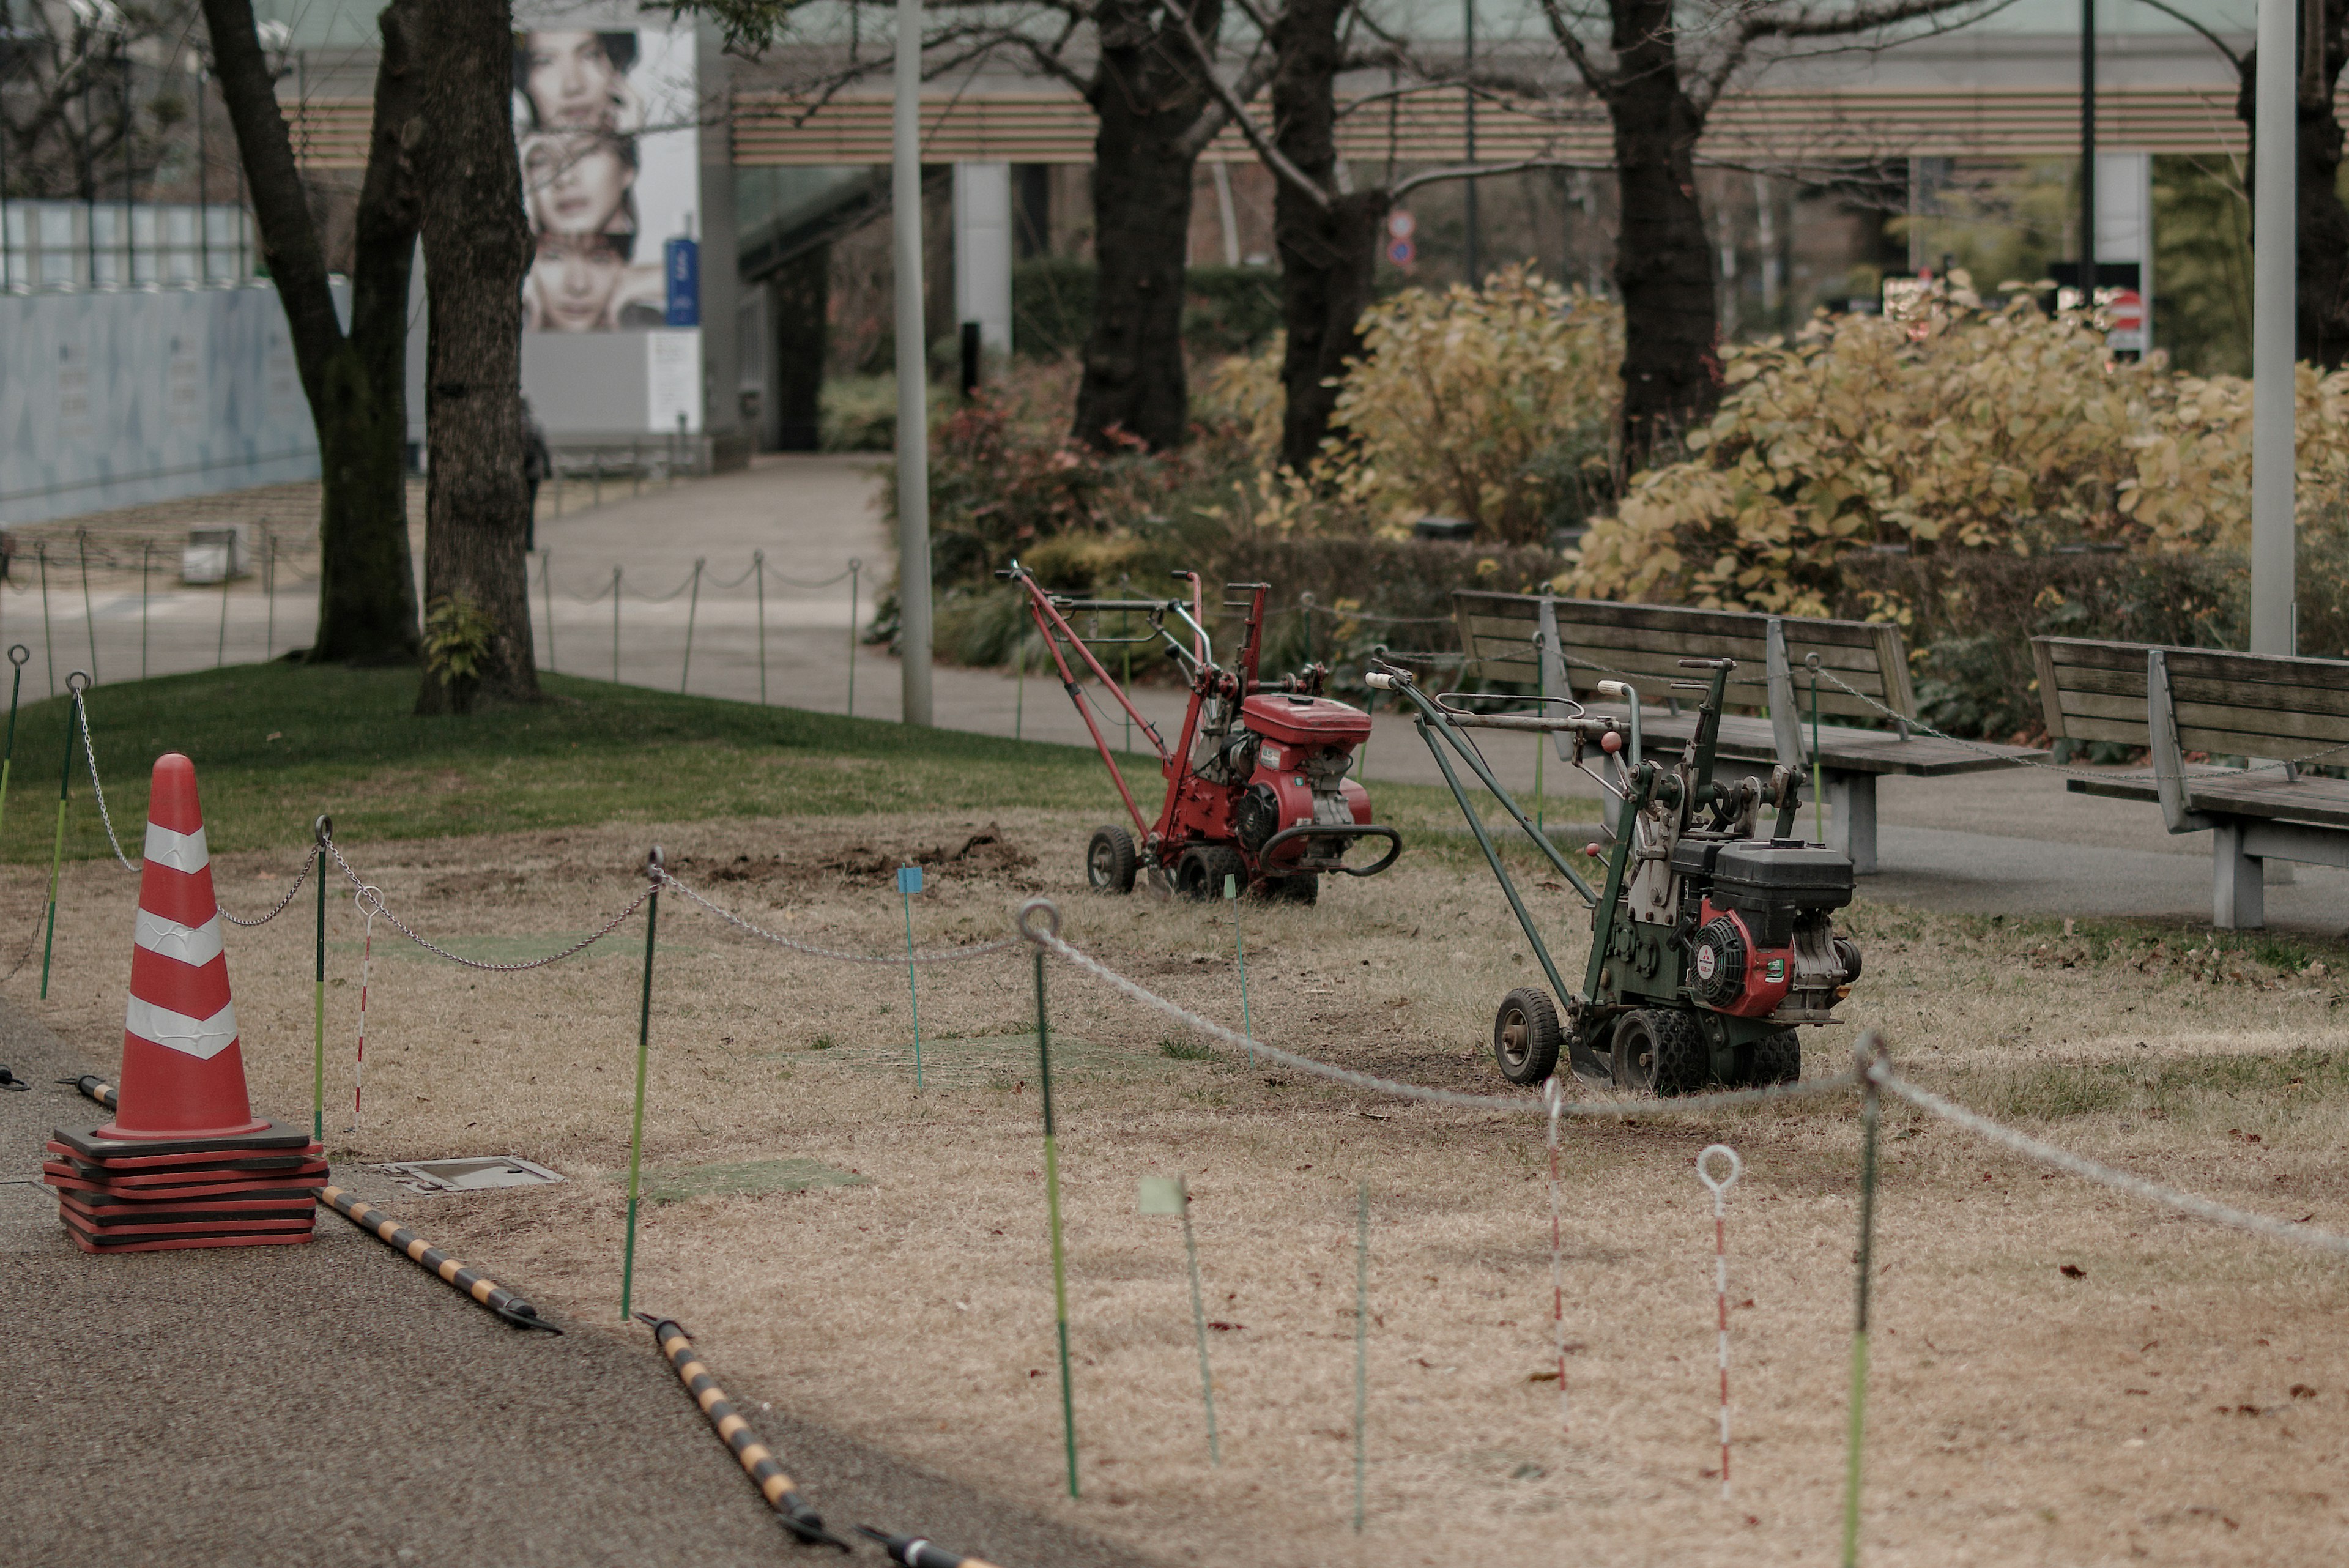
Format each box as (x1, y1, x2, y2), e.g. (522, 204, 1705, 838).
(2033, 636, 2349, 928)
(1452, 590, 2047, 874)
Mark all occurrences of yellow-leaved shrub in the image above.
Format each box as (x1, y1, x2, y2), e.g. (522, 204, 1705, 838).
(1564, 277, 2349, 614)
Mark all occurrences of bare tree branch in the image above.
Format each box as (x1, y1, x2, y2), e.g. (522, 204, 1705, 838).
(1389, 153, 1608, 197)
(2124, 0, 2244, 67)
(1534, 0, 1615, 98)
(1154, 0, 1332, 208)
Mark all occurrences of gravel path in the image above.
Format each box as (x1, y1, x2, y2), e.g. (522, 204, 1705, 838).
(0, 1000, 1156, 1568)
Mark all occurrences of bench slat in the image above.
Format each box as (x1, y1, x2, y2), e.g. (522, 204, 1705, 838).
(2054, 663, 2349, 721)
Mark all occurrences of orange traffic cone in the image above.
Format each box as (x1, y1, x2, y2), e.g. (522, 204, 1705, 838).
(98, 753, 270, 1141)
(45, 753, 317, 1252)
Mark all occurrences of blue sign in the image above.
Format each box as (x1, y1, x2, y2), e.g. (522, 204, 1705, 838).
(664, 237, 700, 327)
(896, 864, 924, 895)
(1386, 238, 1416, 267)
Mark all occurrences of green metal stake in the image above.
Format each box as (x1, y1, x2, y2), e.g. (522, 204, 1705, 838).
(620, 847, 663, 1322)
(611, 567, 622, 686)
(1121, 592, 1132, 757)
(1141, 1175, 1220, 1463)
(39, 543, 54, 696)
(1034, 948, 1079, 1498)
(1534, 727, 1545, 842)
(139, 544, 150, 682)
(1809, 654, 1825, 844)
(754, 549, 767, 706)
(1225, 873, 1254, 1065)
(0, 645, 28, 847)
(898, 864, 924, 1090)
(1014, 628, 1026, 741)
(40, 678, 83, 1000)
(847, 558, 861, 718)
(543, 551, 556, 674)
(1353, 1179, 1369, 1534)
(76, 534, 97, 684)
(312, 816, 330, 1143)
(1842, 1035, 1885, 1568)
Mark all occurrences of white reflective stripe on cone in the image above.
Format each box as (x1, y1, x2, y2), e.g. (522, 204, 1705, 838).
(124, 995, 239, 1061)
(133, 909, 225, 967)
(142, 822, 210, 873)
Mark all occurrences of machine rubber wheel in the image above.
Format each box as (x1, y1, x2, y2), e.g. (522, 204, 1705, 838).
(1174, 847, 1245, 901)
(1264, 871, 1319, 905)
(1085, 826, 1139, 894)
(1612, 1008, 1705, 1096)
(1491, 988, 1563, 1085)
(1745, 1028, 1802, 1087)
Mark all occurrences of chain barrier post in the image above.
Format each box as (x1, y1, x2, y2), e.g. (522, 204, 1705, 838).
(350, 882, 377, 1129)
(1225, 872, 1255, 1065)
(139, 543, 150, 682)
(39, 542, 54, 697)
(313, 816, 330, 1142)
(542, 551, 555, 675)
(898, 863, 924, 1090)
(39, 673, 85, 1000)
(76, 532, 96, 684)
(1808, 653, 1825, 844)
(1353, 1176, 1369, 1534)
(1024, 902, 1079, 1498)
(1842, 1033, 1886, 1568)
(1545, 1077, 1568, 1436)
(611, 566, 622, 686)
(753, 549, 767, 706)
(846, 557, 861, 718)
(620, 845, 662, 1322)
(1698, 1143, 1743, 1499)
(0, 645, 26, 849)
(679, 557, 703, 694)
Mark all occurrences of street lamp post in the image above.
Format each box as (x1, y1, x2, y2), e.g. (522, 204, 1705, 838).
(892, 0, 935, 724)
(2251, 0, 2296, 654)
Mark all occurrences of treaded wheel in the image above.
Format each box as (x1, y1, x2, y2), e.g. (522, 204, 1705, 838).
(1086, 826, 1138, 894)
(1491, 987, 1562, 1085)
(1612, 1008, 1705, 1096)
(1174, 847, 1244, 901)
(1746, 1028, 1802, 1087)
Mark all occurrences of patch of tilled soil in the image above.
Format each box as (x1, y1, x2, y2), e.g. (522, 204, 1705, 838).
(668, 822, 1040, 893)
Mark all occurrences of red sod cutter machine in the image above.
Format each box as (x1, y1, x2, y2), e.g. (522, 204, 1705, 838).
(998, 565, 1403, 902)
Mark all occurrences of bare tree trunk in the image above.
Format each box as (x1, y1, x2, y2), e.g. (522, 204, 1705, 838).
(199, 0, 420, 663)
(1269, 0, 1388, 472)
(2238, 18, 2349, 367)
(1071, 0, 1224, 452)
(410, 0, 535, 713)
(1607, 0, 1718, 469)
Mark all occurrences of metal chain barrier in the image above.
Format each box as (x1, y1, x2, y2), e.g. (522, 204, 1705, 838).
(763, 562, 855, 592)
(1013, 900, 1857, 1118)
(1871, 1060, 2349, 1258)
(322, 836, 651, 972)
(653, 867, 1023, 966)
(220, 847, 320, 928)
(73, 693, 140, 874)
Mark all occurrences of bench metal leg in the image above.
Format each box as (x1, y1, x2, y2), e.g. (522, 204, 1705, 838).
(1827, 772, 1879, 875)
(2213, 820, 2265, 930)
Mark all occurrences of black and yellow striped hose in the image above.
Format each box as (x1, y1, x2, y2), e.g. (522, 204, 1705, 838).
(854, 1525, 1007, 1567)
(637, 1314, 849, 1551)
(321, 1185, 560, 1332)
(65, 1074, 116, 1109)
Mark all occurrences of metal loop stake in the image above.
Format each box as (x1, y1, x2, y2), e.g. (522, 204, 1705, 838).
(1017, 896, 1064, 943)
(1697, 1141, 1742, 1500)
(7, 645, 26, 667)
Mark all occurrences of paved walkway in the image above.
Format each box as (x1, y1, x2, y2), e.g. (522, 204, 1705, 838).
(27, 453, 2349, 931)
(0, 1001, 1154, 1568)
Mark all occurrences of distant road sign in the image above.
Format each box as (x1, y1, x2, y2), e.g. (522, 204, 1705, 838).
(1387, 210, 1416, 239)
(1387, 238, 1416, 266)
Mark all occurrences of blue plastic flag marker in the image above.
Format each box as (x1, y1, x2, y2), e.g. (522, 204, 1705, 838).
(899, 864, 925, 1090)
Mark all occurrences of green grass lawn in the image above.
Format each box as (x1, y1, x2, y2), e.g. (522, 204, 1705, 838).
(0, 665, 1123, 862)
(0, 662, 1600, 869)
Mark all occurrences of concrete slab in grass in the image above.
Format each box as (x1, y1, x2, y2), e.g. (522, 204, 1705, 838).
(634, 1157, 870, 1205)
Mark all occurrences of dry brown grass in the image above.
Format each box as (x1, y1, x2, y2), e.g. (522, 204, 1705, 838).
(22, 811, 2349, 1566)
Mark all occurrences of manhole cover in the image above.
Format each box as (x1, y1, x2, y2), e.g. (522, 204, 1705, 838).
(377, 1156, 565, 1193)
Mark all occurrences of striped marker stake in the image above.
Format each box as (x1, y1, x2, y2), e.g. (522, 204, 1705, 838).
(1032, 940, 1079, 1498)
(0, 644, 28, 845)
(620, 846, 662, 1323)
(39, 672, 86, 1000)
(1697, 1143, 1743, 1498)
(1842, 1035, 1887, 1567)
(347, 883, 379, 1131)
(899, 864, 925, 1090)
(1544, 1077, 1568, 1436)
(1354, 1178, 1370, 1534)
(1140, 1175, 1221, 1463)
(1225, 873, 1255, 1066)
(312, 816, 330, 1143)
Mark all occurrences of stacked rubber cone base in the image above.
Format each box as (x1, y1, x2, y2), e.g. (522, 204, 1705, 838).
(43, 1124, 324, 1253)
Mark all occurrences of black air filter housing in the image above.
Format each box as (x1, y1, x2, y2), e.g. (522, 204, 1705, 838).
(1706, 841, 1855, 946)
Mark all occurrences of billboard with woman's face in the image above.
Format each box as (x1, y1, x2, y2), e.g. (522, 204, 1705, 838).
(514, 25, 697, 335)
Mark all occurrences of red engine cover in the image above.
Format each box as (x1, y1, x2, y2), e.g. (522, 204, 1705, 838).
(1242, 693, 1371, 748)
(1694, 900, 1797, 1018)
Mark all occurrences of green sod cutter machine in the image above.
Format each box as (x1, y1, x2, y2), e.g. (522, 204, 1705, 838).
(1365, 655, 1864, 1093)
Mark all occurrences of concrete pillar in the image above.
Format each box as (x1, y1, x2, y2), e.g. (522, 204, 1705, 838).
(953, 162, 1014, 354)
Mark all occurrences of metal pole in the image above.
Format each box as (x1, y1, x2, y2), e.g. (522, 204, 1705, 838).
(1179, 1180, 1221, 1463)
(621, 848, 663, 1321)
(39, 681, 82, 1000)
(1354, 1180, 1370, 1533)
(2079, 0, 2096, 310)
(754, 550, 766, 705)
(313, 816, 330, 1143)
(542, 551, 555, 674)
(0, 646, 26, 846)
(1841, 1037, 1885, 1567)
(1463, 0, 1479, 288)
(76, 534, 97, 684)
(139, 543, 149, 680)
(39, 543, 54, 697)
(263, 531, 275, 660)
(892, 0, 935, 727)
(2252, 0, 2298, 653)
(612, 567, 622, 685)
(196, 61, 209, 281)
(1034, 948, 1078, 1497)
(847, 558, 861, 717)
(679, 557, 703, 694)
(216, 551, 230, 667)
